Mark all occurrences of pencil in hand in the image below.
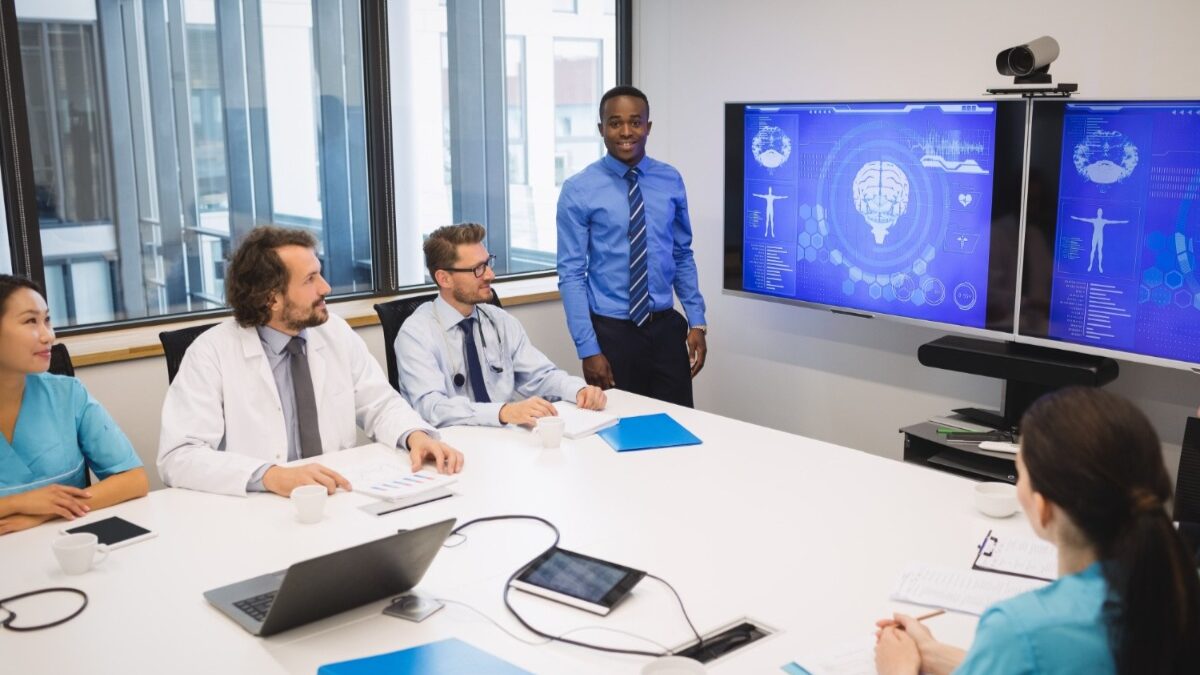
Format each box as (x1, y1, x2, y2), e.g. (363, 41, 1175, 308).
(876, 608, 946, 629)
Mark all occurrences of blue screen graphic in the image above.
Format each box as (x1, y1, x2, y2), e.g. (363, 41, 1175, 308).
(740, 103, 998, 327)
(1047, 102, 1200, 364)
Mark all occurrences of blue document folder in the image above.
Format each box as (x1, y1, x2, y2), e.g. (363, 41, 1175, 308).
(597, 413, 701, 452)
(318, 638, 531, 675)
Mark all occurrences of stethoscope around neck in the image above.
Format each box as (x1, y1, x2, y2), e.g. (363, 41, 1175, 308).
(446, 306, 505, 389)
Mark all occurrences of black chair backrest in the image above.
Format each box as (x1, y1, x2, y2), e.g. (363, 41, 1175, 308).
(374, 293, 438, 392)
(373, 290, 502, 393)
(1176, 416, 1200, 525)
(49, 343, 75, 377)
(159, 323, 219, 384)
(46, 343, 83, 482)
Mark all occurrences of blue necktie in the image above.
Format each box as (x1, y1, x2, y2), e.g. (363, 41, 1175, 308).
(626, 167, 650, 326)
(459, 317, 491, 403)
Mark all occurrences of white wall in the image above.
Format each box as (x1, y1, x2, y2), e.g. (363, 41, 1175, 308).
(74, 299, 580, 491)
(634, 0, 1200, 477)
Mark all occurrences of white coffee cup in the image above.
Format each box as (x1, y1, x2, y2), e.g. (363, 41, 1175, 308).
(975, 481, 1019, 518)
(291, 484, 328, 524)
(535, 416, 566, 449)
(53, 532, 108, 575)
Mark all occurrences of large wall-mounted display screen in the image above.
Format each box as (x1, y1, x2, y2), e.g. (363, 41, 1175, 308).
(1022, 100, 1200, 367)
(724, 100, 1027, 334)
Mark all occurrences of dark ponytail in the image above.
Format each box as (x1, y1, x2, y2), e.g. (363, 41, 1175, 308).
(1021, 387, 1200, 675)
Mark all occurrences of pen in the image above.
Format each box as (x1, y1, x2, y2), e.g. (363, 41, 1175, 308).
(879, 608, 946, 629)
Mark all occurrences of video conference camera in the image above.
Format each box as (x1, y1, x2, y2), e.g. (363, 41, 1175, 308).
(987, 35, 1076, 97)
(996, 36, 1060, 84)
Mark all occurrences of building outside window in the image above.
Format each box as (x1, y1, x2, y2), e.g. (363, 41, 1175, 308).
(15, 0, 371, 327)
(391, 0, 615, 283)
(3, 0, 620, 329)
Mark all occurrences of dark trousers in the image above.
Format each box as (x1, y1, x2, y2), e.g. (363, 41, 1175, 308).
(591, 310, 693, 408)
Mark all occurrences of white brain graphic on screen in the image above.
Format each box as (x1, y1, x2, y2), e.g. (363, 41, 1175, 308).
(852, 160, 910, 244)
(1073, 130, 1138, 185)
(751, 125, 792, 169)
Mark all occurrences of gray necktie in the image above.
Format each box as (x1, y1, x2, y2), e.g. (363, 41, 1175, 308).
(285, 337, 322, 459)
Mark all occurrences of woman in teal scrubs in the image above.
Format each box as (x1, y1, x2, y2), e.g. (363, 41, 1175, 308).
(0, 275, 147, 535)
(875, 387, 1200, 675)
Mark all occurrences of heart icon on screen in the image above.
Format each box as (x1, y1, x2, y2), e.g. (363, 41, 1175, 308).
(958, 194, 973, 207)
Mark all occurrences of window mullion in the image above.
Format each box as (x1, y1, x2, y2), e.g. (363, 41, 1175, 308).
(214, 0, 256, 244)
(143, 0, 188, 310)
(97, 0, 147, 317)
(446, 0, 509, 273)
(0, 0, 44, 283)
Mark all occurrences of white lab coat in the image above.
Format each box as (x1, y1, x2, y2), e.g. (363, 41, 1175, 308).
(157, 314, 431, 496)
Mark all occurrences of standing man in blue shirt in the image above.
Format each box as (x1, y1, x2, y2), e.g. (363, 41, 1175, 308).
(557, 85, 708, 407)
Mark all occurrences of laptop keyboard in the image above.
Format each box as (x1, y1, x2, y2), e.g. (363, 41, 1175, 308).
(233, 590, 278, 622)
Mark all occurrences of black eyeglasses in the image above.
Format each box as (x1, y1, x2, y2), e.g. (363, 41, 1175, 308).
(442, 254, 496, 278)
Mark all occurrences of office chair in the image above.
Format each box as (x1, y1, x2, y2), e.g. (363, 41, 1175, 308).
(373, 290, 502, 392)
(159, 323, 218, 384)
(49, 343, 75, 377)
(1176, 416, 1200, 561)
(47, 343, 90, 485)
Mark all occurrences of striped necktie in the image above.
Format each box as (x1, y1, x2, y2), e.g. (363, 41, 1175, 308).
(625, 167, 650, 327)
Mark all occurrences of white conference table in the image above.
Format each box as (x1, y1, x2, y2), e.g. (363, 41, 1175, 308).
(2, 390, 1038, 674)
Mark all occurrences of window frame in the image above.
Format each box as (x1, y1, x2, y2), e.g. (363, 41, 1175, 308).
(0, 0, 633, 336)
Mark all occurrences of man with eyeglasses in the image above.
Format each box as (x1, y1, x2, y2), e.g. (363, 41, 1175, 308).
(395, 223, 607, 428)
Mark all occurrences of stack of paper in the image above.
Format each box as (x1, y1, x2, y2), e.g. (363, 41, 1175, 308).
(552, 401, 618, 439)
(891, 563, 1047, 616)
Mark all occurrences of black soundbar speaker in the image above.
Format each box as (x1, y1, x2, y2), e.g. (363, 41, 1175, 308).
(918, 336, 1119, 430)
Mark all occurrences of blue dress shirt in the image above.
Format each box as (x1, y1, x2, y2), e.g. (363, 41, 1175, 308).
(0, 373, 142, 496)
(557, 153, 707, 359)
(396, 296, 587, 427)
(955, 561, 1114, 674)
(256, 325, 307, 463)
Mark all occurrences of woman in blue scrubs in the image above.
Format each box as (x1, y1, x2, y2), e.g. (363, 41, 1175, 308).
(0, 275, 147, 535)
(875, 387, 1200, 675)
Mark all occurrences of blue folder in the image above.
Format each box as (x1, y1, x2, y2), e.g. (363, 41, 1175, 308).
(597, 413, 702, 452)
(318, 638, 531, 675)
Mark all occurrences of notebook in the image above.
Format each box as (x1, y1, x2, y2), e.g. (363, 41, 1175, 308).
(552, 401, 618, 439)
(597, 413, 701, 452)
(318, 638, 531, 674)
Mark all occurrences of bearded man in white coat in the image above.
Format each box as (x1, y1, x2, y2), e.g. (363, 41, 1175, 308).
(158, 226, 463, 497)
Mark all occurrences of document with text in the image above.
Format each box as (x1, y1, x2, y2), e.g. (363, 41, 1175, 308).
(972, 530, 1057, 582)
(891, 563, 1047, 615)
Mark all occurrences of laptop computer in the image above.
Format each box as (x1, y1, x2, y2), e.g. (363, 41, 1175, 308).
(204, 518, 455, 636)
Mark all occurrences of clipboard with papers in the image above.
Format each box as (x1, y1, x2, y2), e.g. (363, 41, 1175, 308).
(971, 529, 1057, 582)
